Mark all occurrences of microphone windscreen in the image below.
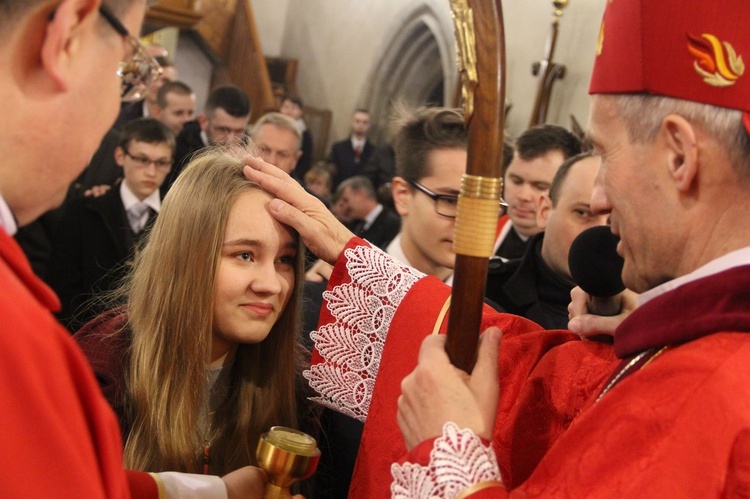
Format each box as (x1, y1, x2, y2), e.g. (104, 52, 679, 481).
(568, 225, 625, 297)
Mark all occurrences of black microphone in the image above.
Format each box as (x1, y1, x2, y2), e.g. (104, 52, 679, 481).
(568, 225, 625, 316)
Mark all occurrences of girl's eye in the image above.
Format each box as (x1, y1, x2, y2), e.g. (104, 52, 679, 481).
(277, 255, 295, 266)
(237, 252, 253, 262)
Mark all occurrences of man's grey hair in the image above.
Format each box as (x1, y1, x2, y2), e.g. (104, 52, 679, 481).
(336, 175, 377, 201)
(251, 112, 302, 150)
(610, 94, 750, 179)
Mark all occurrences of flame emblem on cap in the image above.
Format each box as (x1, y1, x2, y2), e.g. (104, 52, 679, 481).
(688, 33, 745, 87)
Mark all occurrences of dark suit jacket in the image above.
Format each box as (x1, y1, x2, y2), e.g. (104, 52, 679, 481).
(15, 130, 124, 281)
(329, 138, 375, 187)
(13, 210, 61, 281)
(111, 101, 145, 132)
(362, 143, 396, 189)
(485, 232, 573, 329)
(47, 184, 156, 331)
(74, 128, 123, 195)
(162, 120, 206, 196)
(358, 207, 401, 250)
(294, 128, 315, 182)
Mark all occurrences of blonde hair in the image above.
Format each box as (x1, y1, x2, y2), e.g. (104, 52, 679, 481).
(122, 149, 305, 474)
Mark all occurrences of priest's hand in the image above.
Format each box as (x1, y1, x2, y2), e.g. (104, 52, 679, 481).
(397, 327, 501, 451)
(221, 466, 304, 499)
(243, 156, 353, 265)
(567, 286, 638, 339)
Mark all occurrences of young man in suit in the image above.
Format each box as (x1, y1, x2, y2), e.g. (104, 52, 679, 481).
(48, 118, 174, 331)
(336, 175, 400, 250)
(330, 108, 375, 188)
(166, 85, 251, 194)
(152, 80, 196, 136)
(486, 152, 609, 329)
(387, 106, 468, 284)
(493, 124, 581, 261)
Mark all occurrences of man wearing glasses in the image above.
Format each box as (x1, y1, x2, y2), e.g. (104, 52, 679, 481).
(166, 85, 251, 194)
(48, 118, 174, 332)
(388, 107, 471, 284)
(0, 0, 266, 496)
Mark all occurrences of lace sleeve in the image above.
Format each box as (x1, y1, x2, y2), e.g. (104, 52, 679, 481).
(303, 243, 424, 422)
(390, 423, 504, 499)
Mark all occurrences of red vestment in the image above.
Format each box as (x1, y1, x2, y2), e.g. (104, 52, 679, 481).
(306, 239, 617, 497)
(309, 239, 750, 497)
(0, 229, 157, 497)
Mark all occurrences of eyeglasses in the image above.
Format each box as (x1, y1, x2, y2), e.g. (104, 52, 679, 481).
(406, 179, 508, 219)
(124, 150, 172, 171)
(98, 4, 162, 102)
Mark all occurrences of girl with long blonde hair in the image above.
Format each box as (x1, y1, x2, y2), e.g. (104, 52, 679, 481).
(75, 149, 314, 476)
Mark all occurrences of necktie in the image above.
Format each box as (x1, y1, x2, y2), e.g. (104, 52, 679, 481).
(128, 202, 149, 233)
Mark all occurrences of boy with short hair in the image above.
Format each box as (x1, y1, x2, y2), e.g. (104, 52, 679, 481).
(48, 118, 175, 331)
(387, 106, 468, 283)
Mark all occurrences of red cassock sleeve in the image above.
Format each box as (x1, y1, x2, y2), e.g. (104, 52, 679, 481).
(1, 229, 157, 498)
(306, 239, 617, 497)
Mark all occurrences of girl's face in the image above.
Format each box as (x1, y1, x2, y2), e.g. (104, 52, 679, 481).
(211, 189, 297, 364)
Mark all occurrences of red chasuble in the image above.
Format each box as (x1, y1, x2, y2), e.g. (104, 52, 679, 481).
(306, 239, 617, 497)
(309, 239, 750, 497)
(0, 229, 157, 498)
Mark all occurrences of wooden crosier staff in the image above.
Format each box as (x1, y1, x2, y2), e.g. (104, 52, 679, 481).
(446, 0, 506, 373)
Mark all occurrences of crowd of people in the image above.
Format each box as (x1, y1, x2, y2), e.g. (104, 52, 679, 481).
(2, 0, 750, 497)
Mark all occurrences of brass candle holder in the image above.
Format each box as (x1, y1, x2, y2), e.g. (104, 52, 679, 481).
(256, 426, 321, 499)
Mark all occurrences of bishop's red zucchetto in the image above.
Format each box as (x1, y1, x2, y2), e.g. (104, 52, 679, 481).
(589, 0, 750, 132)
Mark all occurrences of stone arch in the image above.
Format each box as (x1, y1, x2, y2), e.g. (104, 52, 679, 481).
(361, 3, 457, 144)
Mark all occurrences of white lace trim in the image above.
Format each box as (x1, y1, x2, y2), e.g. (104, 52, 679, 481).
(390, 423, 502, 499)
(303, 244, 423, 421)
